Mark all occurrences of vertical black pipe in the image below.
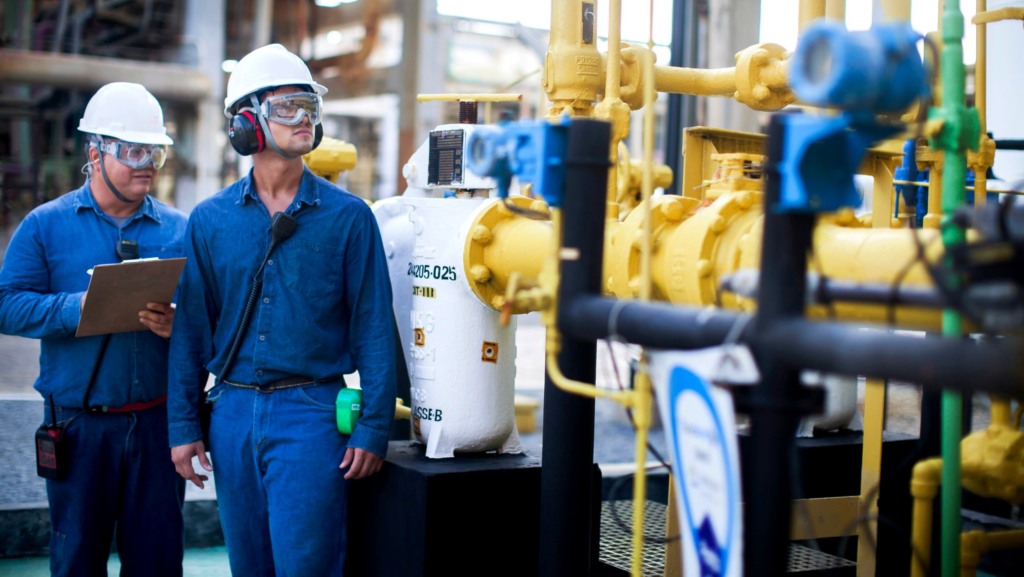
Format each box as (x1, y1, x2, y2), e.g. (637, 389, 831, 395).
(664, 0, 698, 195)
(539, 119, 611, 577)
(744, 114, 817, 577)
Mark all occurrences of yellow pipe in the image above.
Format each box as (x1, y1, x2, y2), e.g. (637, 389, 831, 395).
(879, 0, 911, 21)
(973, 6, 1024, 23)
(799, 0, 826, 32)
(990, 397, 1011, 427)
(925, 160, 944, 229)
(653, 65, 737, 96)
(961, 529, 1024, 577)
(974, 0, 988, 210)
(639, 33, 656, 303)
(910, 458, 944, 577)
(825, 0, 846, 22)
(416, 93, 523, 103)
(605, 0, 622, 102)
(592, 1, 632, 208)
(627, 11, 659, 573)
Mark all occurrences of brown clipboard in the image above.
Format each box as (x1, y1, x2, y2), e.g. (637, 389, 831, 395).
(76, 257, 186, 337)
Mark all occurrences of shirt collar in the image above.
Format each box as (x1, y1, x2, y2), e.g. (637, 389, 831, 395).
(72, 179, 161, 223)
(237, 166, 322, 209)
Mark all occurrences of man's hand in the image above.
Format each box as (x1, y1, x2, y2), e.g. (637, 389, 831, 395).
(339, 447, 384, 480)
(171, 441, 213, 489)
(139, 302, 175, 339)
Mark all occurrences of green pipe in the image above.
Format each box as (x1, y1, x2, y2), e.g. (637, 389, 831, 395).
(932, 3, 979, 576)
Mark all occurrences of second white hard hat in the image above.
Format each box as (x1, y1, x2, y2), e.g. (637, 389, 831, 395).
(78, 82, 173, 145)
(224, 43, 328, 118)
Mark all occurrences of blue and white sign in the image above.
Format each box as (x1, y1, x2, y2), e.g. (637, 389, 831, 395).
(650, 349, 745, 577)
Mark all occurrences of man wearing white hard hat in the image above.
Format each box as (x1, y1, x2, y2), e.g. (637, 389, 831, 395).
(0, 82, 187, 576)
(168, 44, 395, 575)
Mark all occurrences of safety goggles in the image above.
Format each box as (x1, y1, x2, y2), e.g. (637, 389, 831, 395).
(259, 92, 322, 126)
(98, 139, 168, 170)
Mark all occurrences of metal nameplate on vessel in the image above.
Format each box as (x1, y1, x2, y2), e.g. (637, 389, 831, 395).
(428, 129, 464, 186)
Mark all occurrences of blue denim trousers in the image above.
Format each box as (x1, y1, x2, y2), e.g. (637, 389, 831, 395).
(46, 404, 185, 577)
(208, 381, 350, 576)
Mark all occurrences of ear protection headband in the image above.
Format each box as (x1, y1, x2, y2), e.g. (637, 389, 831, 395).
(228, 102, 324, 157)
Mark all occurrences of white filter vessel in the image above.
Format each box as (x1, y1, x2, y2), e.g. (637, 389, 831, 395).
(374, 195, 522, 458)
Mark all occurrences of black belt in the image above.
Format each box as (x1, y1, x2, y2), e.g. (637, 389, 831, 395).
(223, 375, 341, 393)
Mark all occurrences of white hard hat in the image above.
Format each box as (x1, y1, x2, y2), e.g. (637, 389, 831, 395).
(78, 82, 173, 145)
(224, 43, 328, 118)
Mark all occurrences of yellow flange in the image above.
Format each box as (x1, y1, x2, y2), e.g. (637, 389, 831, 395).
(464, 196, 553, 312)
(733, 43, 795, 111)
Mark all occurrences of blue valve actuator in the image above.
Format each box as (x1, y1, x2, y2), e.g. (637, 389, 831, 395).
(790, 22, 927, 113)
(466, 117, 571, 207)
(774, 113, 902, 213)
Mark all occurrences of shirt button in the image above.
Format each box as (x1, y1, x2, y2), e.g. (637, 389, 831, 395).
(259, 335, 266, 341)
(257, 370, 264, 377)
(263, 297, 270, 304)
(267, 259, 274, 266)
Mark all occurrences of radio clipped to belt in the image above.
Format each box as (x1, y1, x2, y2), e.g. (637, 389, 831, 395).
(36, 394, 68, 480)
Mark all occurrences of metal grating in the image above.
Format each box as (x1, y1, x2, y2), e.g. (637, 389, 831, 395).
(599, 500, 669, 577)
(599, 500, 857, 575)
(787, 543, 856, 572)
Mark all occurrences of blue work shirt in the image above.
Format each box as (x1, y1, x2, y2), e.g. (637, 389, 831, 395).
(0, 181, 187, 408)
(167, 167, 396, 457)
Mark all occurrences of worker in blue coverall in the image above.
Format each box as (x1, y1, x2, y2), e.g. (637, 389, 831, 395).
(0, 82, 186, 577)
(167, 43, 396, 576)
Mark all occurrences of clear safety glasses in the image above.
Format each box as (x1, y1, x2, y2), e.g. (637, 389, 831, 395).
(260, 92, 323, 126)
(98, 140, 168, 170)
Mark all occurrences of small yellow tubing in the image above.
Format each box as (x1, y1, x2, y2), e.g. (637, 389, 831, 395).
(544, 331, 633, 406)
(631, 362, 653, 577)
(910, 458, 943, 577)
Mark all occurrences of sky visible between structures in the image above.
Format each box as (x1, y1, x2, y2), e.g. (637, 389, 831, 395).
(437, 0, 978, 65)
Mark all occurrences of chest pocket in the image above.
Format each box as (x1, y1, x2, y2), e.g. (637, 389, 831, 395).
(138, 241, 184, 259)
(282, 240, 344, 298)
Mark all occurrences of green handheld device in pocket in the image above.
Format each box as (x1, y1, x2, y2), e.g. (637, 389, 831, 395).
(335, 388, 362, 435)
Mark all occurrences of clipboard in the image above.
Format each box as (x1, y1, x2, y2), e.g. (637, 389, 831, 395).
(76, 257, 186, 337)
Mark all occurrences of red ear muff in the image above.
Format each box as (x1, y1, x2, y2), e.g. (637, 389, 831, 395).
(228, 110, 265, 156)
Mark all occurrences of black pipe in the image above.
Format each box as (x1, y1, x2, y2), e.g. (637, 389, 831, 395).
(743, 114, 819, 577)
(995, 139, 1024, 150)
(759, 320, 1024, 397)
(538, 119, 611, 577)
(561, 295, 744, 349)
(562, 294, 1024, 395)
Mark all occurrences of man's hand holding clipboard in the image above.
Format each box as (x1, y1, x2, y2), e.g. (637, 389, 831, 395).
(77, 257, 186, 337)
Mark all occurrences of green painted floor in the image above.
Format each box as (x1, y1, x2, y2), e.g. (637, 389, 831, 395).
(0, 547, 231, 576)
